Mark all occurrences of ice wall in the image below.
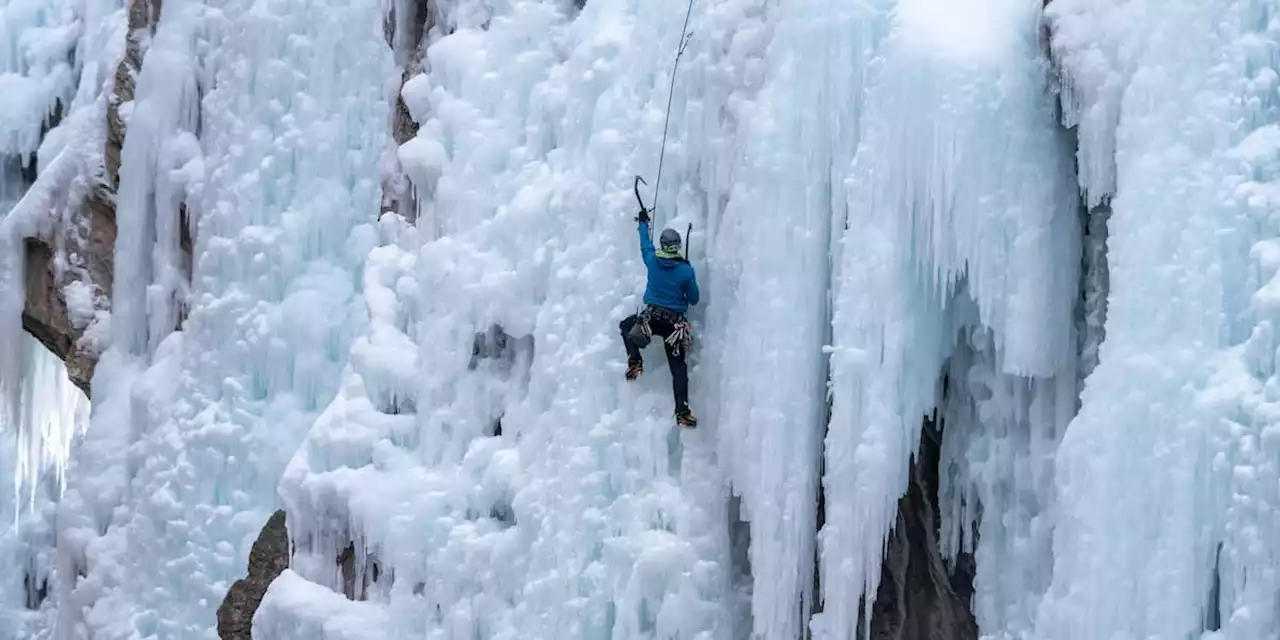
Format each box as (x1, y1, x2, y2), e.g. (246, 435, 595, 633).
(6, 0, 1280, 637)
(276, 0, 1087, 638)
(1037, 0, 1280, 636)
(273, 0, 750, 634)
(44, 0, 392, 634)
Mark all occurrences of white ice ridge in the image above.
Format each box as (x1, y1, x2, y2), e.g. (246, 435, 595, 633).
(703, 0, 877, 635)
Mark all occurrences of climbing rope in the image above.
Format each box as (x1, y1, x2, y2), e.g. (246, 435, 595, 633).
(649, 0, 697, 221)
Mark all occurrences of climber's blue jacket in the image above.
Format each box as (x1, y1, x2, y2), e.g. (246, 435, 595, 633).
(638, 221, 699, 313)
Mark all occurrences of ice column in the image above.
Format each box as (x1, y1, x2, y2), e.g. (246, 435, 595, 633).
(703, 0, 880, 636)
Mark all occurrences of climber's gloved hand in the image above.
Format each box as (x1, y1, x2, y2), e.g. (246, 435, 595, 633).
(636, 207, 650, 224)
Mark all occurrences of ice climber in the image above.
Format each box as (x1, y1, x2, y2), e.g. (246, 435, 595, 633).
(619, 206, 700, 427)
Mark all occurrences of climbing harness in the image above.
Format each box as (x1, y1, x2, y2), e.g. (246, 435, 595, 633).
(633, 305, 694, 356)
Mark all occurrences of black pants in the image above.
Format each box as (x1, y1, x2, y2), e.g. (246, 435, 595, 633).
(620, 311, 689, 411)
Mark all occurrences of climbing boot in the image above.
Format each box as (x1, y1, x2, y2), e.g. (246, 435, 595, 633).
(675, 406, 697, 428)
(626, 359, 644, 381)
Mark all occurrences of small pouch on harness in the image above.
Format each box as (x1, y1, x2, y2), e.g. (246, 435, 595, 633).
(628, 314, 653, 348)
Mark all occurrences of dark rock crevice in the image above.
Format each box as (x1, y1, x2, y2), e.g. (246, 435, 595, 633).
(1077, 198, 1110, 385)
(862, 410, 978, 640)
(23, 563, 49, 610)
(467, 323, 535, 441)
(381, 0, 436, 223)
(337, 540, 384, 601)
(728, 492, 755, 638)
(217, 510, 290, 640)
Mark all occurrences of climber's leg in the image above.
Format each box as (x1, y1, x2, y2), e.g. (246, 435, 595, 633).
(619, 314, 644, 379)
(657, 321, 695, 427)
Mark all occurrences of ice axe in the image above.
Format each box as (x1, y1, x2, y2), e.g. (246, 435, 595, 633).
(633, 175, 649, 215)
(633, 175, 694, 260)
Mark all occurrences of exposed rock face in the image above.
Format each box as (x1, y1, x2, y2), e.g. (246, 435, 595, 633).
(21, 240, 100, 394)
(867, 419, 978, 640)
(217, 510, 291, 640)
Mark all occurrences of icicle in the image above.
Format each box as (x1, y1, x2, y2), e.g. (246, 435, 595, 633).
(0, 0, 83, 157)
(0, 226, 26, 436)
(937, 308, 1075, 637)
(13, 336, 89, 515)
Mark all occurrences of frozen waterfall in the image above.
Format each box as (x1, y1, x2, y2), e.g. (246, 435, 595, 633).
(1, 0, 1280, 638)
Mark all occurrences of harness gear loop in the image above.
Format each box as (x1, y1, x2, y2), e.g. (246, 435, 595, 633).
(665, 320, 693, 356)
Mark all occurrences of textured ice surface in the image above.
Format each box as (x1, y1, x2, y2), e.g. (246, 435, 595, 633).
(1036, 0, 1280, 637)
(35, 0, 392, 634)
(3, 0, 1280, 637)
(278, 0, 741, 634)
